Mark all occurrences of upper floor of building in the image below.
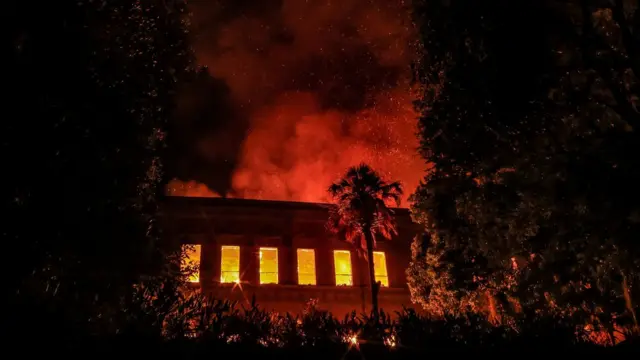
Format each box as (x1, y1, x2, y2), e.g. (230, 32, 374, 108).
(160, 196, 422, 290)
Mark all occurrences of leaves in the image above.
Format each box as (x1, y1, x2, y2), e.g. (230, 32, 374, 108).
(409, 0, 640, 337)
(5, 0, 194, 341)
(327, 163, 403, 256)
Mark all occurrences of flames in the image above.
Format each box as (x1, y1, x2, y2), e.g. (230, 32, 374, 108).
(167, 88, 423, 206)
(166, 179, 223, 198)
(167, 0, 423, 207)
(231, 89, 421, 205)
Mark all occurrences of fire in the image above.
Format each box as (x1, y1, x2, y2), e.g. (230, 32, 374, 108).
(384, 334, 397, 348)
(167, 89, 423, 206)
(166, 179, 221, 198)
(169, 0, 423, 207)
(344, 333, 358, 346)
(230, 90, 422, 206)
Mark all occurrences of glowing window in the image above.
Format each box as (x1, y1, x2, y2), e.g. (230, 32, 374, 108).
(182, 244, 201, 283)
(333, 250, 353, 286)
(220, 246, 240, 283)
(297, 249, 316, 285)
(259, 247, 278, 284)
(373, 251, 389, 287)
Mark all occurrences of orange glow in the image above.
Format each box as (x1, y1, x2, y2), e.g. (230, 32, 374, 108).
(373, 251, 389, 287)
(166, 90, 423, 206)
(296, 249, 316, 285)
(165, 179, 222, 198)
(343, 333, 359, 349)
(333, 250, 353, 286)
(259, 247, 278, 284)
(168, 1, 423, 206)
(384, 334, 397, 348)
(229, 91, 422, 207)
(182, 244, 201, 283)
(220, 246, 240, 283)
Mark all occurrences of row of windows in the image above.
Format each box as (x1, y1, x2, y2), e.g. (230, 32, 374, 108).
(182, 245, 389, 287)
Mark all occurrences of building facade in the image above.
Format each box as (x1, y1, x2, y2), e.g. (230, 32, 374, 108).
(161, 196, 421, 316)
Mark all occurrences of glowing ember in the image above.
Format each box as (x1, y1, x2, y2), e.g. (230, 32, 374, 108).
(344, 334, 358, 345)
(166, 179, 222, 198)
(226, 334, 241, 344)
(384, 334, 397, 348)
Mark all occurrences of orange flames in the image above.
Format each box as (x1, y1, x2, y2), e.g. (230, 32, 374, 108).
(167, 88, 423, 206)
(168, 0, 423, 207)
(231, 89, 422, 205)
(166, 179, 223, 198)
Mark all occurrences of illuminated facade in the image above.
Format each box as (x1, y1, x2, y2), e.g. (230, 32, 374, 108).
(165, 196, 420, 316)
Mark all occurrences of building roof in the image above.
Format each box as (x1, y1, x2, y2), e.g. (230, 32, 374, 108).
(160, 196, 421, 248)
(161, 195, 413, 216)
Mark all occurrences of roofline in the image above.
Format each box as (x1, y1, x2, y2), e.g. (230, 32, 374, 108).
(162, 195, 412, 215)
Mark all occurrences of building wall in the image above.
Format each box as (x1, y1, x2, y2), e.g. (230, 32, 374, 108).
(161, 196, 422, 316)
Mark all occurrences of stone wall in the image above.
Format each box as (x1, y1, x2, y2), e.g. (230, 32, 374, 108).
(160, 196, 422, 316)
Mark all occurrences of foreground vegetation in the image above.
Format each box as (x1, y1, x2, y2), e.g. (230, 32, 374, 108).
(16, 249, 638, 354)
(33, 296, 637, 358)
(7, 0, 640, 355)
(25, 292, 639, 356)
(409, 0, 640, 344)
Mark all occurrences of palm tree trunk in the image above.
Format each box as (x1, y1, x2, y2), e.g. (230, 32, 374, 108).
(364, 227, 379, 317)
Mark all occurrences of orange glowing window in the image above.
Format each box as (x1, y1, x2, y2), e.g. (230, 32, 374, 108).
(259, 247, 278, 284)
(220, 246, 240, 283)
(333, 250, 353, 286)
(373, 251, 389, 287)
(297, 249, 316, 285)
(182, 244, 201, 283)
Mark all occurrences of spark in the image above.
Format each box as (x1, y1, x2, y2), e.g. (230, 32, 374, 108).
(384, 334, 397, 348)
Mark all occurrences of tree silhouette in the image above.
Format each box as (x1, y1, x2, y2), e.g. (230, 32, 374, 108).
(327, 164, 403, 316)
(5, 0, 193, 343)
(409, 0, 640, 337)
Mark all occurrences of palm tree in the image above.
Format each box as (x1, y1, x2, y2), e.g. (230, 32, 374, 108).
(327, 163, 403, 316)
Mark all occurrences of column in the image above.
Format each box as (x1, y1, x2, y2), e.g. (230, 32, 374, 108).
(241, 244, 257, 285)
(200, 243, 215, 292)
(316, 245, 334, 286)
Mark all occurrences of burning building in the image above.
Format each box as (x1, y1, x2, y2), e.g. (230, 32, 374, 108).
(170, 0, 423, 205)
(162, 0, 423, 315)
(161, 195, 421, 315)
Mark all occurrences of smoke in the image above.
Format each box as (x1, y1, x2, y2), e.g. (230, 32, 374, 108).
(167, 0, 423, 206)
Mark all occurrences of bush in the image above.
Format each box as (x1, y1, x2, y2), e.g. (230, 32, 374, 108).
(120, 293, 638, 355)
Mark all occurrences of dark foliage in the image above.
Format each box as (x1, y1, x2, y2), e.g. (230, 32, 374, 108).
(409, 0, 640, 343)
(327, 164, 403, 315)
(19, 295, 638, 356)
(5, 0, 193, 346)
(5, 0, 640, 355)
